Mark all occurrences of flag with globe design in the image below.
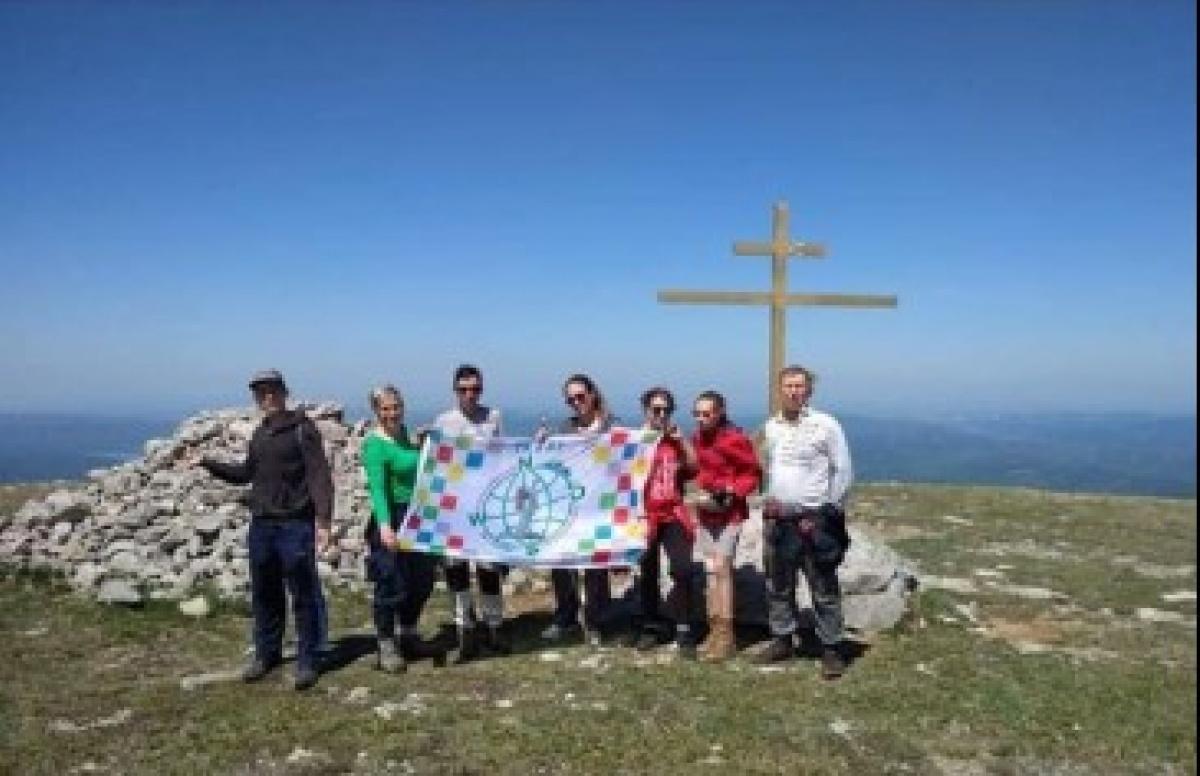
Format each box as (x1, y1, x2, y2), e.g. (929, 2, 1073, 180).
(398, 428, 661, 567)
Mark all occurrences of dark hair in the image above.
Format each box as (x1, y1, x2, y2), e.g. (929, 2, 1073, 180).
(694, 390, 728, 424)
(453, 364, 482, 385)
(563, 373, 609, 418)
(640, 386, 676, 413)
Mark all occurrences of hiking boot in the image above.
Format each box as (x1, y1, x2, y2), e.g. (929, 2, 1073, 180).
(756, 636, 795, 664)
(377, 637, 407, 674)
(293, 664, 319, 691)
(241, 655, 280, 683)
(820, 647, 846, 680)
(400, 633, 447, 665)
(451, 625, 480, 665)
(482, 624, 512, 656)
(699, 618, 735, 662)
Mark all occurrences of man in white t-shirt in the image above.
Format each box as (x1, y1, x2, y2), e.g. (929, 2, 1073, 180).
(758, 365, 853, 679)
(431, 364, 508, 662)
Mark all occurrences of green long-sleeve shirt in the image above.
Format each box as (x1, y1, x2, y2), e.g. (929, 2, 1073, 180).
(361, 427, 421, 526)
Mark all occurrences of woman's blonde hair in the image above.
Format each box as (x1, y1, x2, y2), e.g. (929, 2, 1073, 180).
(368, 384, 403, 412)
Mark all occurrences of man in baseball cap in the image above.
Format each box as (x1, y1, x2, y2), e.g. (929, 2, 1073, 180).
(196, 369, 333, 691)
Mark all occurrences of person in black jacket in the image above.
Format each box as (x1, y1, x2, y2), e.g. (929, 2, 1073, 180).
(197, 369, 333, 691)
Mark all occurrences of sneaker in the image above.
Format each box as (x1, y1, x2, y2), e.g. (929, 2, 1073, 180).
(635, 631, 660, 652)
(820, 647, 846, 680)
(293, 664, 319, 691)
(755, 636, 795, 664)
(540, 622, 575, 641)
(241, 655, 280, 683)
(582, 623, 604, 648)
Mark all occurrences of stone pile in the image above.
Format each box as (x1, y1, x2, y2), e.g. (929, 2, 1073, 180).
(0, 405, 917, 632)
(0, 403, 373, 603)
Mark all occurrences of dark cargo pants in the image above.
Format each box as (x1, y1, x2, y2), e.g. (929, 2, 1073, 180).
(764, 506, 848, 647)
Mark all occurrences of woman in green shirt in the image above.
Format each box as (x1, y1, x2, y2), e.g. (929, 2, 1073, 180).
(362, 384, 445, 672)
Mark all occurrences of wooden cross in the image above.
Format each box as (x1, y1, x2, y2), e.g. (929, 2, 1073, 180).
(658, 200, 898, 415)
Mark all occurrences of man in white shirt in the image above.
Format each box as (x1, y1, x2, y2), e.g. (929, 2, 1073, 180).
(431, 364, 508, 662)
(758, 365, 853, 679)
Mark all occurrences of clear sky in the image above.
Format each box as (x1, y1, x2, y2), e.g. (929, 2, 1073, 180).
(1, 1, 1195, 419)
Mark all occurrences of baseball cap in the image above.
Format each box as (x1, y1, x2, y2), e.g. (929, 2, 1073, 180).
(248, 369, 287, 390)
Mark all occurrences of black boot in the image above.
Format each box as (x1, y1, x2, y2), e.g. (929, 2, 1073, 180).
(293, 663, 319, 691)
(399, 633, 447, 664)
(451, 625, 480, 665)
(483, 624, 511, 655)
(756, 635, 795, 664)
(241, 654, 281, 683)
(820, 646, 846, 680)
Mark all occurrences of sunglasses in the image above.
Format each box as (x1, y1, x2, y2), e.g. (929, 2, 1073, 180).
(565, 392, 590, 405)
(647, 405, 672, 415)
(455, 385, 482, 395)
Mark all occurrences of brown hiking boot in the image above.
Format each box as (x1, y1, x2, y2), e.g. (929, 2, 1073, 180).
(699, 558, 736, 661)
(700, 618, 735, 662)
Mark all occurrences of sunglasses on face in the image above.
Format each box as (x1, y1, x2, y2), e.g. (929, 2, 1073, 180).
(647, 405, 672, 415)
(455, 385, 482, 395)
(565, 392, 590, 405)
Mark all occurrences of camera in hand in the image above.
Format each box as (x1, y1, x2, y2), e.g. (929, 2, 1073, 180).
(710, 488, 734, 510)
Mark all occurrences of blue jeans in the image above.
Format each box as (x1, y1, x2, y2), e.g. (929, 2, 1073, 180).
(248, 518, 321, 670)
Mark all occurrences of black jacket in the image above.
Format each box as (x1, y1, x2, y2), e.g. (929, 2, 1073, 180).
(202, 409, 334, 527)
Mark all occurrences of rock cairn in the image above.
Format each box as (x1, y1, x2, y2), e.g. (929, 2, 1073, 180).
(0, 403, 370, 603)
(0, 405, 917, 632)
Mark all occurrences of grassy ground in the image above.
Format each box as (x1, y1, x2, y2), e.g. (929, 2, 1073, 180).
(1, 483, 1195, 775)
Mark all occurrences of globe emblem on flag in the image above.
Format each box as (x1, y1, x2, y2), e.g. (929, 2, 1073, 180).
(476, 455, 584, 555)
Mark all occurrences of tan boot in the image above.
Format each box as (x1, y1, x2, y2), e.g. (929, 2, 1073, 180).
(701, 559, 736, 662)
(697, 554, 720, 660)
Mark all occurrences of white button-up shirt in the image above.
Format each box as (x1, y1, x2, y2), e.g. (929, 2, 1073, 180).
(762, 407, 852, 508)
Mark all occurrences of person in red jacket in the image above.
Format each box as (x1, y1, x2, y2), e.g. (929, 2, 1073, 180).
(628, 386, 702, 658)
(690, 390, 761, 661)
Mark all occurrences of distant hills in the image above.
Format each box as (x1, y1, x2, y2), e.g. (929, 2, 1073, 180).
(0, 410, 1193, 498)
(843, 412, 1196, 498)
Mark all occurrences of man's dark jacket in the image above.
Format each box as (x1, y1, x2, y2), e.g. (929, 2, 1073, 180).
(202, 409, 333, 528)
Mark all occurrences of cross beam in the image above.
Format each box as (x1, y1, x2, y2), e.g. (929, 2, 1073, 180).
(656, 200, 898, 414)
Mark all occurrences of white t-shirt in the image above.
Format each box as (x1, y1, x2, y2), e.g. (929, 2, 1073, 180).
(433, 406, 503, 439)
(762, 408, 852, 508)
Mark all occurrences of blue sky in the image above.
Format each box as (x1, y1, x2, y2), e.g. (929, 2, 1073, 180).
(1, 1, 1195, 419)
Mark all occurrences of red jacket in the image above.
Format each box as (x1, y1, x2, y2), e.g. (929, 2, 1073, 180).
(692, 423, 761, 525)
(643, 435, 696, 541)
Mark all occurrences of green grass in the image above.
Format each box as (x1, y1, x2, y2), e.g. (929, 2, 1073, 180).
(1, 483, 1195, 775)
